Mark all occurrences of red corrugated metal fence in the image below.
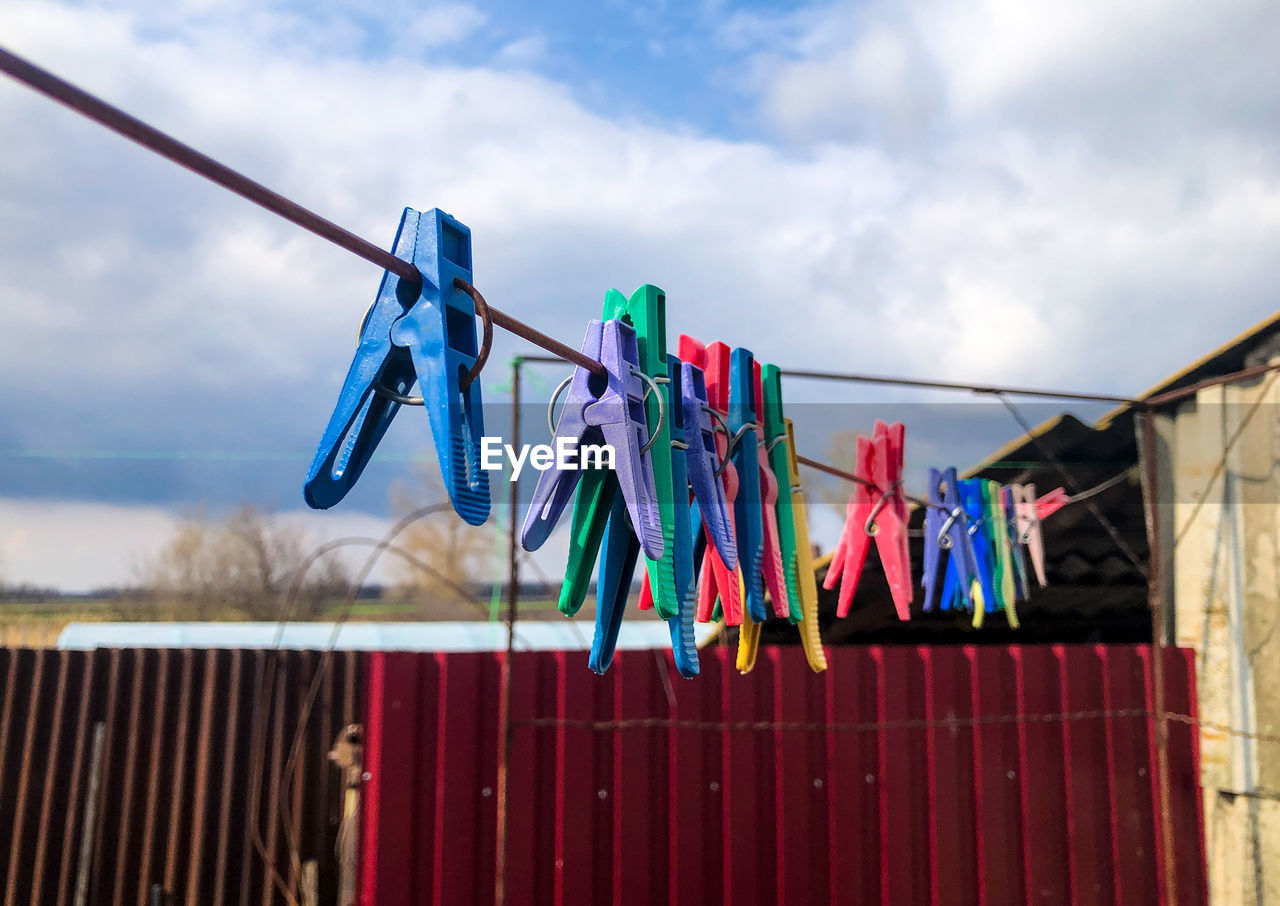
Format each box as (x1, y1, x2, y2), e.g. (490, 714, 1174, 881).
(360, 644, 1206, 906)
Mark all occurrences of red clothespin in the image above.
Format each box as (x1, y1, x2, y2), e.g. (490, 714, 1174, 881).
(753, 361, 791, 619)
(638, 573, 655, 610)
(686, 338, 744, 626)
(822, 420, 912, 620)
(1035, 487, 1070, 521)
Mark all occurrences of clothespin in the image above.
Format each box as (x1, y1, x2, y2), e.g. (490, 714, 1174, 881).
(1002, 485, 1030, 602)
(752, 362, 791, 620)
(783, 418, 827, 672)
(590, 492, 640, 674)
(599, 286, 681, 621)
(1035, 486, 1070, 521)
(306, 207, 489, 524)
(736, 607, 763, 674)
(664, 356, 700, 676)
(638, 355, 741, 614)
(761, 366, 803, 623)
(682, 361, 737, 569)
(922, 467, 983, 617)
(521, 319, 662, 558)
(984, 481, 1020, 628)
(728, 348, 768, 622)
(590, 352, 700, 677)
(823, 421, 913, 620)
(956, 479, 998, 618)
(554, 291, 671, 619)
(756, 363, 797, 621)
(1012, 483, 1047, 586)
(688, 339, 744, 626)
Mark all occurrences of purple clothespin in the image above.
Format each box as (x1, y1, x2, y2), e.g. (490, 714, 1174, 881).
(521, 318, 664, 560)
(681, 361, 737, 570)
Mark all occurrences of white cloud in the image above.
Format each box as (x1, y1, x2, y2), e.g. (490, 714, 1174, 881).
(495, 33, 548, 67)
(406, 3, 487, 49)
(2, 0, 1280, 587)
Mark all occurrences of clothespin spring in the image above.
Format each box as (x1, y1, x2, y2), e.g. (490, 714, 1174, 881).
(367, 277, 495, 405)
(864, 478, 903, 536)
(546, 366, 669, 456)
(937, 506, 964, 549)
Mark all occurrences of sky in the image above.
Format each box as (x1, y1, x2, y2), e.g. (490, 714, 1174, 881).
(1, 0, 1279, 591)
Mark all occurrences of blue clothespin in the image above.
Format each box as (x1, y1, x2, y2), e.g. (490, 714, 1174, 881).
(520, 319, 663, 559)
(664, 355, 699, 676)
(957, 478, 998, 613)
(590, 491, 640, 674)
(923, 468, 948, 612)
(681, 361, 737, 570)
(305, 207, 489, 524)
(728, 347, 767, 622)
(924, 468, 983, 614)
(591, 353, 698, 677)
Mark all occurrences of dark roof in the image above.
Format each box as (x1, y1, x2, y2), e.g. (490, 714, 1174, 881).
(751, 309, 1280, 646)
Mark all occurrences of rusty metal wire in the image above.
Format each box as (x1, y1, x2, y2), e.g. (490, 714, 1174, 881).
(0, 47, 604, 377)
(514, 709, 1280, 746)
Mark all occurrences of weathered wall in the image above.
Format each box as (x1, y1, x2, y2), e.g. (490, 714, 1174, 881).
(1157, 350, 1280, 906)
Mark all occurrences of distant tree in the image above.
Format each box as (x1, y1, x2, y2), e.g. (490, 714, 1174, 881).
(135, 505, 349, 620)
(390, 467, 492, 617)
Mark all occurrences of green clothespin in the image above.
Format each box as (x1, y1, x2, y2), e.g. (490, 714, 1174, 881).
(983, 480, 1019, 628)
(557, 465, 617, 616)
(760, 364, 803, 623)
(601, 285, 680, 620)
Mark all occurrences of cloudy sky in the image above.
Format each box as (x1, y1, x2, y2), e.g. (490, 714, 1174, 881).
(2, 0, 1279, 590)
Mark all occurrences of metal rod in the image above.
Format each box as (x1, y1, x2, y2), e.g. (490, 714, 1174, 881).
(489, 311, 603, 376)
(0, 46, 605, 377)
(493, 356, 522, 906)
(1138, 410, 1178, 905)
(72, 723, 105, 906)
(781, 367, 1137, 405)
(1142, 360, 1280, 408)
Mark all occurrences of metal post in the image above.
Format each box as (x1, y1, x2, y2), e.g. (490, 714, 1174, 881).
(494, 356, 522, 906)
(73, 722, 105, 906)
(1140, 408, 1177, 906)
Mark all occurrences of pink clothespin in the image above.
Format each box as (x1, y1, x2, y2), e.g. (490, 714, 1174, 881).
(822, 420, 912, 620)
(1012, 483, 1047, 586)
(1035, 487, 1070, 521)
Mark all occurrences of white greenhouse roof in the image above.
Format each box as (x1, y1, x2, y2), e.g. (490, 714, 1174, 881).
(57, 620, 719, 652)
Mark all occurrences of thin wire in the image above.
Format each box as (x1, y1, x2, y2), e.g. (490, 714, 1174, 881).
(1063, 466, 1135, 504)
(513, 710, 1280, 747)
(996, 393, 1148, 575)
(270, 532, 525, 886)
(9, 47, 1280, 409)
(781, 367, 1136, 404)
(255, 503, 472, 903)
(1171, 372, 1280, 550)
(252, 505, 447, 902)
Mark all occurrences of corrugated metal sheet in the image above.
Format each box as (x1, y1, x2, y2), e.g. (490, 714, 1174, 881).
(0, 647, 361, 906)
(361, 644, 1207, 906)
